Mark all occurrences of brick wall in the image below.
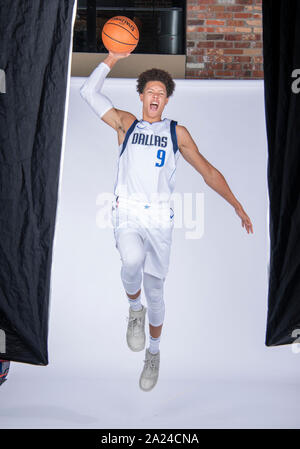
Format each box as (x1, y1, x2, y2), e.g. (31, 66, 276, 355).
(186, 0, 263, 79)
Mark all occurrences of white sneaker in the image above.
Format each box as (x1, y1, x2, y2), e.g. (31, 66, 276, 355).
(126, 305, 147, 352)
(139, 348, 160, 392)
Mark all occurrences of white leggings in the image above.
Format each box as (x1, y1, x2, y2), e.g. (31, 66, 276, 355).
(117, 232, 165, 327)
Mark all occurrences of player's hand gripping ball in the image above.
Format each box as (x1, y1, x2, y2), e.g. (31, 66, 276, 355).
(102, 16, 139, 54)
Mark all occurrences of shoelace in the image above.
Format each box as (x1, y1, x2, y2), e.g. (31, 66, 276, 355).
(126, 316, 143, 336)
(143, 355, 159, 371)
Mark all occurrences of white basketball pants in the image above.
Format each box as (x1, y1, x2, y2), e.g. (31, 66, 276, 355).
(111, 195, 175, 327)
(117, 231, 165, 327)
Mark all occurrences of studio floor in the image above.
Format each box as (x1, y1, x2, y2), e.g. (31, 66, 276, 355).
(1, 366, 300, 428)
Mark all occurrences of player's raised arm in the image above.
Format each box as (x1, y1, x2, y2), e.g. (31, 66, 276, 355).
(176, 125, 254, 234)
(79, 51, 136, 133)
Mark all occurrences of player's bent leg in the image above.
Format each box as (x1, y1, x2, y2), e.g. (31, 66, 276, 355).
(139, 273, 164, 392)
(117, 231, 147, 352)
(118, 231, 145, 296)
(143, 272, 165, 328)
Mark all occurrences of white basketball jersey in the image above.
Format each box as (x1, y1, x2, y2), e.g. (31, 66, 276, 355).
(113, 118, 180, 204)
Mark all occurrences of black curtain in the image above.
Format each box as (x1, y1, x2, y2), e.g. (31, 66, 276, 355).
(263, 0, 300, 345)
(0, 0, 76, 364)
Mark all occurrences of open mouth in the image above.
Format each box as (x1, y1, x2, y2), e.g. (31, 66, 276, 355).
(150, 102, 159, 111)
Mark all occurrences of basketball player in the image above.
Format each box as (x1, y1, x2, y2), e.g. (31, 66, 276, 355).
(80, 51, 253, 392)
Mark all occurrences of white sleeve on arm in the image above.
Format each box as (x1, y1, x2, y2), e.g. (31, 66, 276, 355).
(80, 62, 114, 119)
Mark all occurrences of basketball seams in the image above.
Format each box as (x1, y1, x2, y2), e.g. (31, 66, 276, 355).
(102, 32, 136, 47)
(102, 15, 139, 53)
(105, 22, 139, 41)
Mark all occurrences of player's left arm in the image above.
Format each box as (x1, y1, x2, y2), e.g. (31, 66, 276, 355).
(176, 125, 253, 234)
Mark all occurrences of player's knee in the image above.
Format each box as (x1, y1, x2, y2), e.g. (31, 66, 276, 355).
(144, 275, 165, 326)
(147, 295, 165, 326)
(143, 274, 164, 296)
(120, 265, 142, 295)
(121, 248, 144, 277)
(147, 287, 163, 310)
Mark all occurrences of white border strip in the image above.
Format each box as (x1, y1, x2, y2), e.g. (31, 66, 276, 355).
(48, 0, 78, 332)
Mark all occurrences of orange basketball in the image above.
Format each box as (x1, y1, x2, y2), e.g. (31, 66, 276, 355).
(102, 16, 139, 53)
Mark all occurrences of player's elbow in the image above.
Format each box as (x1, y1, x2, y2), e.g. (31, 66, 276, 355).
(80, 83, 89, 101)
(79, 81, 95, 105)
(203, 165, 219, 185)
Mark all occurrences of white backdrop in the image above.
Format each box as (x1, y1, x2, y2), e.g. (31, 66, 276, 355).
(2, 77, 300, 429)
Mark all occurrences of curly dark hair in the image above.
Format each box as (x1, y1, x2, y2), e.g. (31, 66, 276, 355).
(136, 68, 175, 98)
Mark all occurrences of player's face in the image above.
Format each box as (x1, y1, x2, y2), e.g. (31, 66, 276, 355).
(140, 81, 169, 120)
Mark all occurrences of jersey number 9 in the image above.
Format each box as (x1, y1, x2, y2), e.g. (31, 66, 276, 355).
(155, 149, 166, 167)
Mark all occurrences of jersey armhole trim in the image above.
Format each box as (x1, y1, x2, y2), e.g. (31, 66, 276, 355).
(170, 120, 179, 155)
(120, 119, 138, 157)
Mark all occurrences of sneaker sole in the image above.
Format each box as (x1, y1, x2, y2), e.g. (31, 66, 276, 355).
(139, 376, 158, 392)
(127, 336, 146, 352)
